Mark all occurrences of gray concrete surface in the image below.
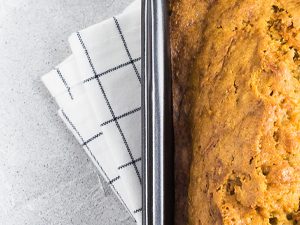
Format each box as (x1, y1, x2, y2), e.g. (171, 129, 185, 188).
(0, 0, 135, 224)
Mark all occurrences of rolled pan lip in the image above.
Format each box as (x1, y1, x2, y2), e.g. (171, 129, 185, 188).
(141, 0, 174, 225)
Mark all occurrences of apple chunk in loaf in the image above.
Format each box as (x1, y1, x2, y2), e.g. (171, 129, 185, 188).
(188, 0, 300, 224)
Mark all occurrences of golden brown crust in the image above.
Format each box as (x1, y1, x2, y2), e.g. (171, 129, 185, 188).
(170, 0, 215, 224)
(171, 0, 300, 224)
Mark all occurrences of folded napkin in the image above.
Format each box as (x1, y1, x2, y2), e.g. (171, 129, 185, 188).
(42, 1, 142, 224)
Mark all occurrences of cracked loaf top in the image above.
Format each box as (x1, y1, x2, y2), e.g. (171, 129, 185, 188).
(170, 0, 300, 224)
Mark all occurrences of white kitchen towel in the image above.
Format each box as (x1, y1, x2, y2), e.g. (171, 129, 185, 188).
(41, 55, 84, 107)
(42, 56, 138, 221)
(69, 0, 142, 216)
(41, 0, 142, 224)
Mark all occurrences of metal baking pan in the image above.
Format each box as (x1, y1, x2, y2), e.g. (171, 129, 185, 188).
(142, 0, 174, 225)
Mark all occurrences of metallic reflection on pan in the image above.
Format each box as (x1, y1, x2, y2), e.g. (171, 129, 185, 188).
(142, 0, 174, 225)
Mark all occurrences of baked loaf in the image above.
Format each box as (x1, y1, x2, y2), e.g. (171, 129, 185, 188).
(170, 0, 211, 224)
(171, 0, 300, 224)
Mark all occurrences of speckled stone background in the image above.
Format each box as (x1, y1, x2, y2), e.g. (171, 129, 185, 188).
(0, 0, 135, 224)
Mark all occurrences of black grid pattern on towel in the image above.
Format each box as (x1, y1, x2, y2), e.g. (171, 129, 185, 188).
(55, 68, 73, 100)
(100, 107, 141, 127)
(83, 57, 141, 84)
(113, 17, 141, 83)
(82, 131, 103, 146)
(133, 208, 142, 214)
(60, 110, 131, 215)
(76, 31, 142, 186)
(53, 69, 142, 176)
(109, 175, 121, 184)
(118, 157, 141, 170)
